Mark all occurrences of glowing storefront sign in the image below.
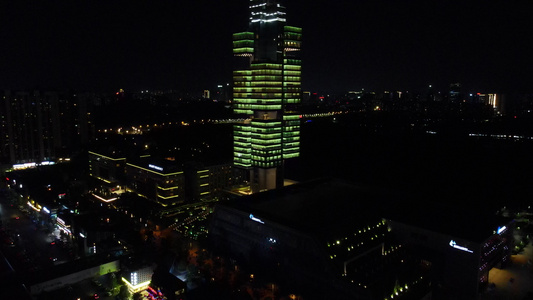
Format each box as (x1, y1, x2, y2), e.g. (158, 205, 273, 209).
(13, 161, 55, 170)
(148, 164, 163, 171)
(57, 217, 72, 235)
(121, 277, 150, 293)
(449, 240, 473, 253)
(92, 193, 118, 203)
(13, 162, 36, 170)
(497, 226, 507, 234)
(249, 214, 264, 224)
(28, 201, 40, 212)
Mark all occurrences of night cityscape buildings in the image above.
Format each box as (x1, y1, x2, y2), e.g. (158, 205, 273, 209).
(1, 1, 533, 300)
(0, 90, 92, 165)
(210, 179, 516, 299)
(232, 0, 302, 192)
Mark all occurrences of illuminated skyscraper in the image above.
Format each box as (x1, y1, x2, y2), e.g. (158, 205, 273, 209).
(233, 0, 302, 193)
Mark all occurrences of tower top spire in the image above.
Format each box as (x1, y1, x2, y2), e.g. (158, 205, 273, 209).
(249, 0, 286, 25)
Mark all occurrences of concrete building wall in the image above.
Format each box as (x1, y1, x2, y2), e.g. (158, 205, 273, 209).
(388, 220, 483, 299)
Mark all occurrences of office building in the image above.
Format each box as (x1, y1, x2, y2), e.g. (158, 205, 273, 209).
(122, 266, 154, 294)
(88, 150, 242, 207)
(386, 204, 514, 300)
(210, 179, 409, 300)
(126, 157, 186, 207)
(184, 161, 246, 202)
(210, 179, 515, 299)
(232, 0, 302, 192)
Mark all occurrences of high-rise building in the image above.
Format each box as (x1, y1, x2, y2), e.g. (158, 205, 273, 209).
(232, 0, 302, 193)
(1, 90, 92, 165)
(0, 90, 56, 164)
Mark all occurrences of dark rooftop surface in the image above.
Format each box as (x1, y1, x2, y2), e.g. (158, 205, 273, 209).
(383, 202, 513, 243)
(127, 156, 184, 174)
(220, 178, 397, 240)
(71, 212, 117, 231)
(219, 178, 513, 244)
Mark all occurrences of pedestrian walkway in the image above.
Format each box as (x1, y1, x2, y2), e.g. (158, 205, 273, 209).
(482, 241, 533, 300)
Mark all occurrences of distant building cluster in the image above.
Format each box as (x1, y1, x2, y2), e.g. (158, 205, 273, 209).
(302, 84, 511, 117)
(0, 90, 94, 164)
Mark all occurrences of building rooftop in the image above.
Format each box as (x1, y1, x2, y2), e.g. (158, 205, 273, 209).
(219, 178, 513, 245)
(127, 156, 184, 175)
(219, 178, 397, 241)
(384, 202, 513, 243)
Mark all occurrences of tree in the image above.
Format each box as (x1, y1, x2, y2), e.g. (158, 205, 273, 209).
(118, 285, 131, 300)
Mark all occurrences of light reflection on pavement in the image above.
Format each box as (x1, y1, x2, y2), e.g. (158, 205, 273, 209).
(482, 242, 533, 300)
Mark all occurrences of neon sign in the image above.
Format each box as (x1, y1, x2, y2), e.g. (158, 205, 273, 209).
(249, 214, 264, 224)
(148, 164, 163, 171)
(449, 240, 473, 253)
(497, 226, 506, 234)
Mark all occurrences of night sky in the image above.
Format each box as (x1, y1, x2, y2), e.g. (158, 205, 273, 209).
(1, 1, 532, 93)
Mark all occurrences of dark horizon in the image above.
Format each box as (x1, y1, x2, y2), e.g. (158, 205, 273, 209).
(1, 0, 531, 94)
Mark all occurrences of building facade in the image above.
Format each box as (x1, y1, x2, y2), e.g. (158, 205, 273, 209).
(1, 90, 92, 165)
(126, 159, 185, 207)
(387, 210, 514, 299)
(232, 0, 302, 192)
(209, 180, 411, 300)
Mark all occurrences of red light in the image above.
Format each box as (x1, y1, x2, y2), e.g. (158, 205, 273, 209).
(299, 115, 302, 118)
(5, 177, 9, 181)
(51, 242, 55, 245)
(477, 93, 481, 95)
(116, 92, 119, 95)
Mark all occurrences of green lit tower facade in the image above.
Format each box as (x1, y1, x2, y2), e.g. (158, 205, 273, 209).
(233, 0, 302, 193)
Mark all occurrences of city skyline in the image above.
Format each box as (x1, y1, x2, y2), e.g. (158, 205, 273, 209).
(1, 0, 531, 93)
(2, 1, 533, 299)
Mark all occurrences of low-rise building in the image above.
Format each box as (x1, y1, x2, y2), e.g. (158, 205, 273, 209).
(126, 158, 186, 207)
(386, 205, 514, 299)
(210, 179, 404, 300)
